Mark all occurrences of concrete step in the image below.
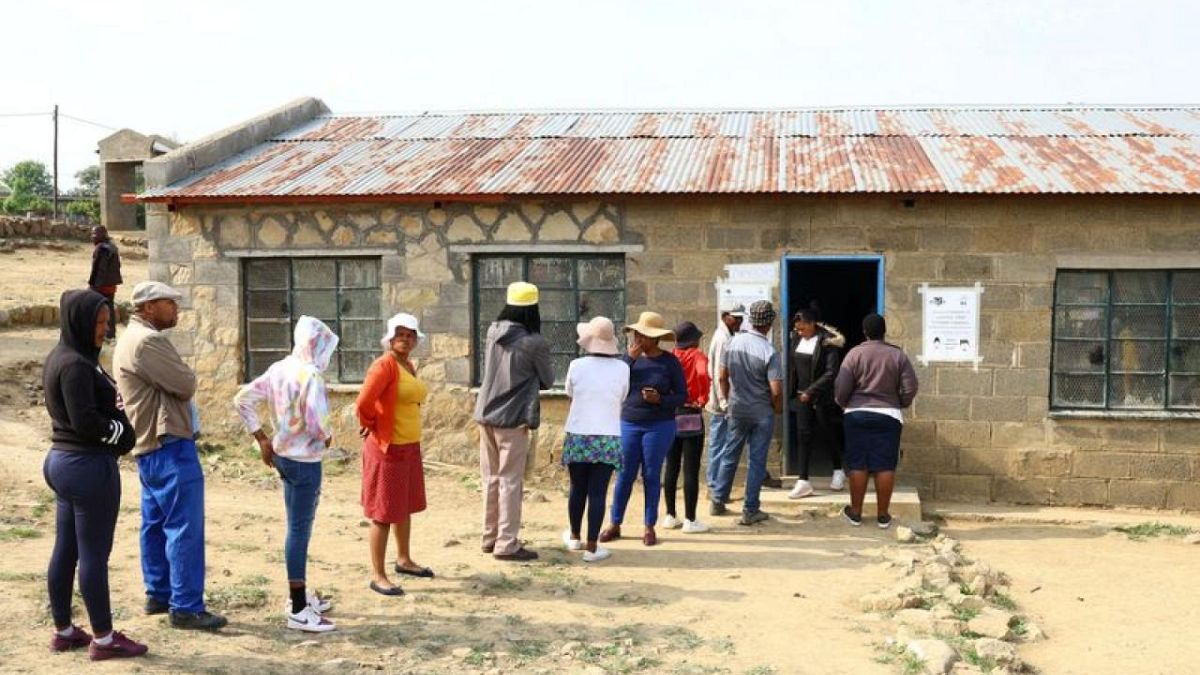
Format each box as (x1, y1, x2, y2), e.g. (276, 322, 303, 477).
(757, 476, 923, 522)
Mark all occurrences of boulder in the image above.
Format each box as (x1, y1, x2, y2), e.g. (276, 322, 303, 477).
(895, 608, 938, 634)
(896, 525, 917, 543)
(906, 639, 959, 675)
(972, 637, 1019, 668)
(967, 608, 1014, 640)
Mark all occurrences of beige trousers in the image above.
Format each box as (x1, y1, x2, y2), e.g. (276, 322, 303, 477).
(478, 424, 530, 555)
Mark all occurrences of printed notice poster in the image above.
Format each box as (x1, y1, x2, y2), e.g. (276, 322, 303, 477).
(919, 285, 983, 364)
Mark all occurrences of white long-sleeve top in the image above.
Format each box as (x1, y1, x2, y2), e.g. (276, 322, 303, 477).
(563, 356, 630, 436)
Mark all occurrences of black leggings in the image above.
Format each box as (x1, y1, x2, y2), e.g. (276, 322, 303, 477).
(567, 463, 614, 543)
(794, 404, 844, 480)
(663, 433, 704, 521)
(43, 450, 121, 634)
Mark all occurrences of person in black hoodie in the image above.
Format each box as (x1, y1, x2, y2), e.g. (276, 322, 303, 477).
(42, 289, 148, 661)
(786, 308, 848, 500)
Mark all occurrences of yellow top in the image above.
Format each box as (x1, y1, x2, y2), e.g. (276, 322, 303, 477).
(390, 364, 428, 445)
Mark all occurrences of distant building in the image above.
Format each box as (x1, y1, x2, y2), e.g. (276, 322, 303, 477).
(98, 129, 178, 230)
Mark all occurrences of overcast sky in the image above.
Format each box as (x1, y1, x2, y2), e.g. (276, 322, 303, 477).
(2, 0, 1195, 191)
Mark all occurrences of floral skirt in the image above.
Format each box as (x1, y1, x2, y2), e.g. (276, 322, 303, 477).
(561, 433, 623, 472)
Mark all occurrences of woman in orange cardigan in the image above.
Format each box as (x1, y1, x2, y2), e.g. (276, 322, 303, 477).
(355, 313, 432, 596)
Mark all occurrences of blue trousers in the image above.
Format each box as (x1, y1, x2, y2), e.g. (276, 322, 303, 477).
(44, 450, 121, 634)
(610, 419, 676, 526)
(705, 412, 730, 492)
(137, 438, 206, 613)
(275, 456, 322, 582)
(712, 414, 776, 514)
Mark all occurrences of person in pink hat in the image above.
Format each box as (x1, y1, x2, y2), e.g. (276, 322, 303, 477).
(560, 317, 630, 562)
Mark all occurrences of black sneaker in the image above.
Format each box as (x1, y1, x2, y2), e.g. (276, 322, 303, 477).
(739, 510, 769, 526)
(841, 505, 862, 527)
(494, 547, 539, 562)
(144, 597, 169, 616)
(877, 514, 893, 530)
(762, 475, 784, 489)
(169, 610, 228, 631)
(709, 501, 728, 517)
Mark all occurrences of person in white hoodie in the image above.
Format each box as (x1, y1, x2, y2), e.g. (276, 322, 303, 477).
(560, 317, 629, 562)
(233, 316, 338, 633)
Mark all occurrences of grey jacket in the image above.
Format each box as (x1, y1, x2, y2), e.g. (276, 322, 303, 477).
(473, 321, 554, 429)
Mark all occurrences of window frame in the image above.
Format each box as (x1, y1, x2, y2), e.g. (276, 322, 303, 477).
(1051, 268, 1200, 412)
(242, 256, 383, 384)
(471, 253, 626, 387)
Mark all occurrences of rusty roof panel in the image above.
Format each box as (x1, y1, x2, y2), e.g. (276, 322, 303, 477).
(145, 106, 1200, 199)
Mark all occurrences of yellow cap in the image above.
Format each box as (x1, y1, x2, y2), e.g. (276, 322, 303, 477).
(506, 281, 539, 307)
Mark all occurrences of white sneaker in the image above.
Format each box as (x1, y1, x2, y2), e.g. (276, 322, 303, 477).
(286, 605, 336, 633)
(307, 589, 332, 614)
(788, 479, 815, 499)
(582, 547, 611, 563)
(661, 514, 682, 530)
(562, 529, 582, 551)
(830, 470, 847, 491)
(681, 519, 709, 534)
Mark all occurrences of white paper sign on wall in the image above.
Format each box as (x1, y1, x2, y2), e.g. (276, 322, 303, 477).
(724, 263, 779, 285)
(918, 283, 984, 367)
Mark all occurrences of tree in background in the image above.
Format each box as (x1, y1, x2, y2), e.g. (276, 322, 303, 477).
(65, 165, 102, 222)
(2, 160, 54, 214)
(74, 165, 100, 196)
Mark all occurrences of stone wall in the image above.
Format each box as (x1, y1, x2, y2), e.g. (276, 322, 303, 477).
(620, 194, 1200, 511)
(147, 200, 631, 466)
(147, 193, 1200, 510)
(0, 216, 93, 240)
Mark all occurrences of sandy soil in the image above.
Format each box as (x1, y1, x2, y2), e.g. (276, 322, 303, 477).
(0, 235, 146, 310)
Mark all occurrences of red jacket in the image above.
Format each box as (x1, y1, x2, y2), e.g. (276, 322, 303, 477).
(672, 347, 711, 408)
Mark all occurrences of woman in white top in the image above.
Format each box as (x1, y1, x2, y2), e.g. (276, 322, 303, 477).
(560, 317, 630, 562)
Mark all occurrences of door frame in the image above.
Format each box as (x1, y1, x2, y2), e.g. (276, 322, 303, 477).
(779, 253, 886, 476)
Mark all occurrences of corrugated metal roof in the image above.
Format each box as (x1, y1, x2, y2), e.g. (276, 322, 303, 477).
(142, 106, 1200, 199)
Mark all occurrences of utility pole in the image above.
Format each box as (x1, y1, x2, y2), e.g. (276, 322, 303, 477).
(52, 104, 59, 219)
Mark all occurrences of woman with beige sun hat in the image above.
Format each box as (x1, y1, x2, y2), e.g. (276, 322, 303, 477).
(599, 311, 688, 547)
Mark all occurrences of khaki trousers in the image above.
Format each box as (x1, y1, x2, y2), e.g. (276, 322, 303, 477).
(478, 424, 530, 555)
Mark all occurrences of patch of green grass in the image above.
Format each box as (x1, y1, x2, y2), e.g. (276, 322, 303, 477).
(0, 526, 41, 542)
(241, 574, 270, 586)
(953, 606, 980, 622)
(711, 637, 736, 655)
(1008, 616, 1029, 638)
(744, 667, 777, 675)
(463, 647, 489, 666)
(511, 639, 548, 659)
(959, 582, 976, 596)
(612, 592, 664, 607)
(1114, 521, 1193, 541)
(459, 474, 481, 492)
(30, 490, 55, 519)
(217, 541, 261, 553)
(0, 571, 40, 582)
(206, 580, 269, 610)
(663, 626, 705, 649)
(580, 642, 622, 663)
(961, 643, 998, 672)
(476, 573, 531, 594)
(670, 665, 727, 675)
(991, 592, 1018, 611)
(901, 652, 925, 675)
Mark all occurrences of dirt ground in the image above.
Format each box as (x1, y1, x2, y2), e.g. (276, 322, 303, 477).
(0, 234, 147, 311)
(2, 245, 1199, 674)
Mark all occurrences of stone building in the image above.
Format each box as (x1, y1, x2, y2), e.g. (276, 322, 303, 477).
(138, 98, 1200, 511)
(98, 128, 178, 230)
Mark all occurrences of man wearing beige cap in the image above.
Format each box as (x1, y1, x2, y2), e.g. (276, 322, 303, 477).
(473, 281, 554, 561)
(114, 281, 227, 631)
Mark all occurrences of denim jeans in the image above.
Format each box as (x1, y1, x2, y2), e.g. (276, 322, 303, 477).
(712, 413, 775, 513)
(610, 419, 676, 526)
(274, 457, 323, 581)
(705, 412, 730, 492)
(137, 438, 206, 613)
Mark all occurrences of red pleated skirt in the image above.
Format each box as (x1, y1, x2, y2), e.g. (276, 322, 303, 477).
(361, 435, 427, 523)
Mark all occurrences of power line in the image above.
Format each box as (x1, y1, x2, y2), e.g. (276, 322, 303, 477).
(59, 113, 119, 132)
(0, 111, 50, 118)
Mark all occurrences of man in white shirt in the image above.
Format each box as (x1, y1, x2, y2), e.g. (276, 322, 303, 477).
(704, 300, 744, 499)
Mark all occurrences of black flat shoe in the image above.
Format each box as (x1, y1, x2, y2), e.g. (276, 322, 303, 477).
(369, 581, 405, 596)
(394, 564, 435, 578)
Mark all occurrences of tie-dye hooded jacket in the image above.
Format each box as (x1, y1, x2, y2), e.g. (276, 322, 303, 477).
(233, 316, 339, 462)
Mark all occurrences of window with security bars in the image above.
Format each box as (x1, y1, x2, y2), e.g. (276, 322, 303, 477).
(243, 257, 383, 384)
(472, 255, 626, 386)
(1052, 270, 1200, 411)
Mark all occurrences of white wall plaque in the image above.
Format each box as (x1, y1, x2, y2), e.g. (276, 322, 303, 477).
(918, 283, 984, 367)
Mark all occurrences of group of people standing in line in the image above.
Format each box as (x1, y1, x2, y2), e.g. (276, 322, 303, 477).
(40, 262, 917, 661)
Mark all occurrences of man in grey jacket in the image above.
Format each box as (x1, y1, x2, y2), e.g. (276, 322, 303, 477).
(473, 281, 554, 561)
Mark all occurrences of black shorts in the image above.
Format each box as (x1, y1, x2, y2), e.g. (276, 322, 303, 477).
(842, 411, 902, 472)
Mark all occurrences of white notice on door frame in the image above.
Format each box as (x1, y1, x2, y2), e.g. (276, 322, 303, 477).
(918, 283, 984, 367)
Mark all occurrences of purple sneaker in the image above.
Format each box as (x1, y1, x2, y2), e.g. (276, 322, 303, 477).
(88, 631, 149, 661)
(49, 625, 92, 652)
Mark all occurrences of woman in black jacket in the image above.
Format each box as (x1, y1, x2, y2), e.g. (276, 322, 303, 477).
(787, 309, 847, 499)
(42, 289, 147, 660)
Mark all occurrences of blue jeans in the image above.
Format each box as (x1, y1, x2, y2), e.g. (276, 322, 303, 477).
(610, 419, 676, 526)
(705, 412, 730, 492)
(712, 414, 776, 513)
(137, 438, 206, 613)
(275, 457, 322, 581)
